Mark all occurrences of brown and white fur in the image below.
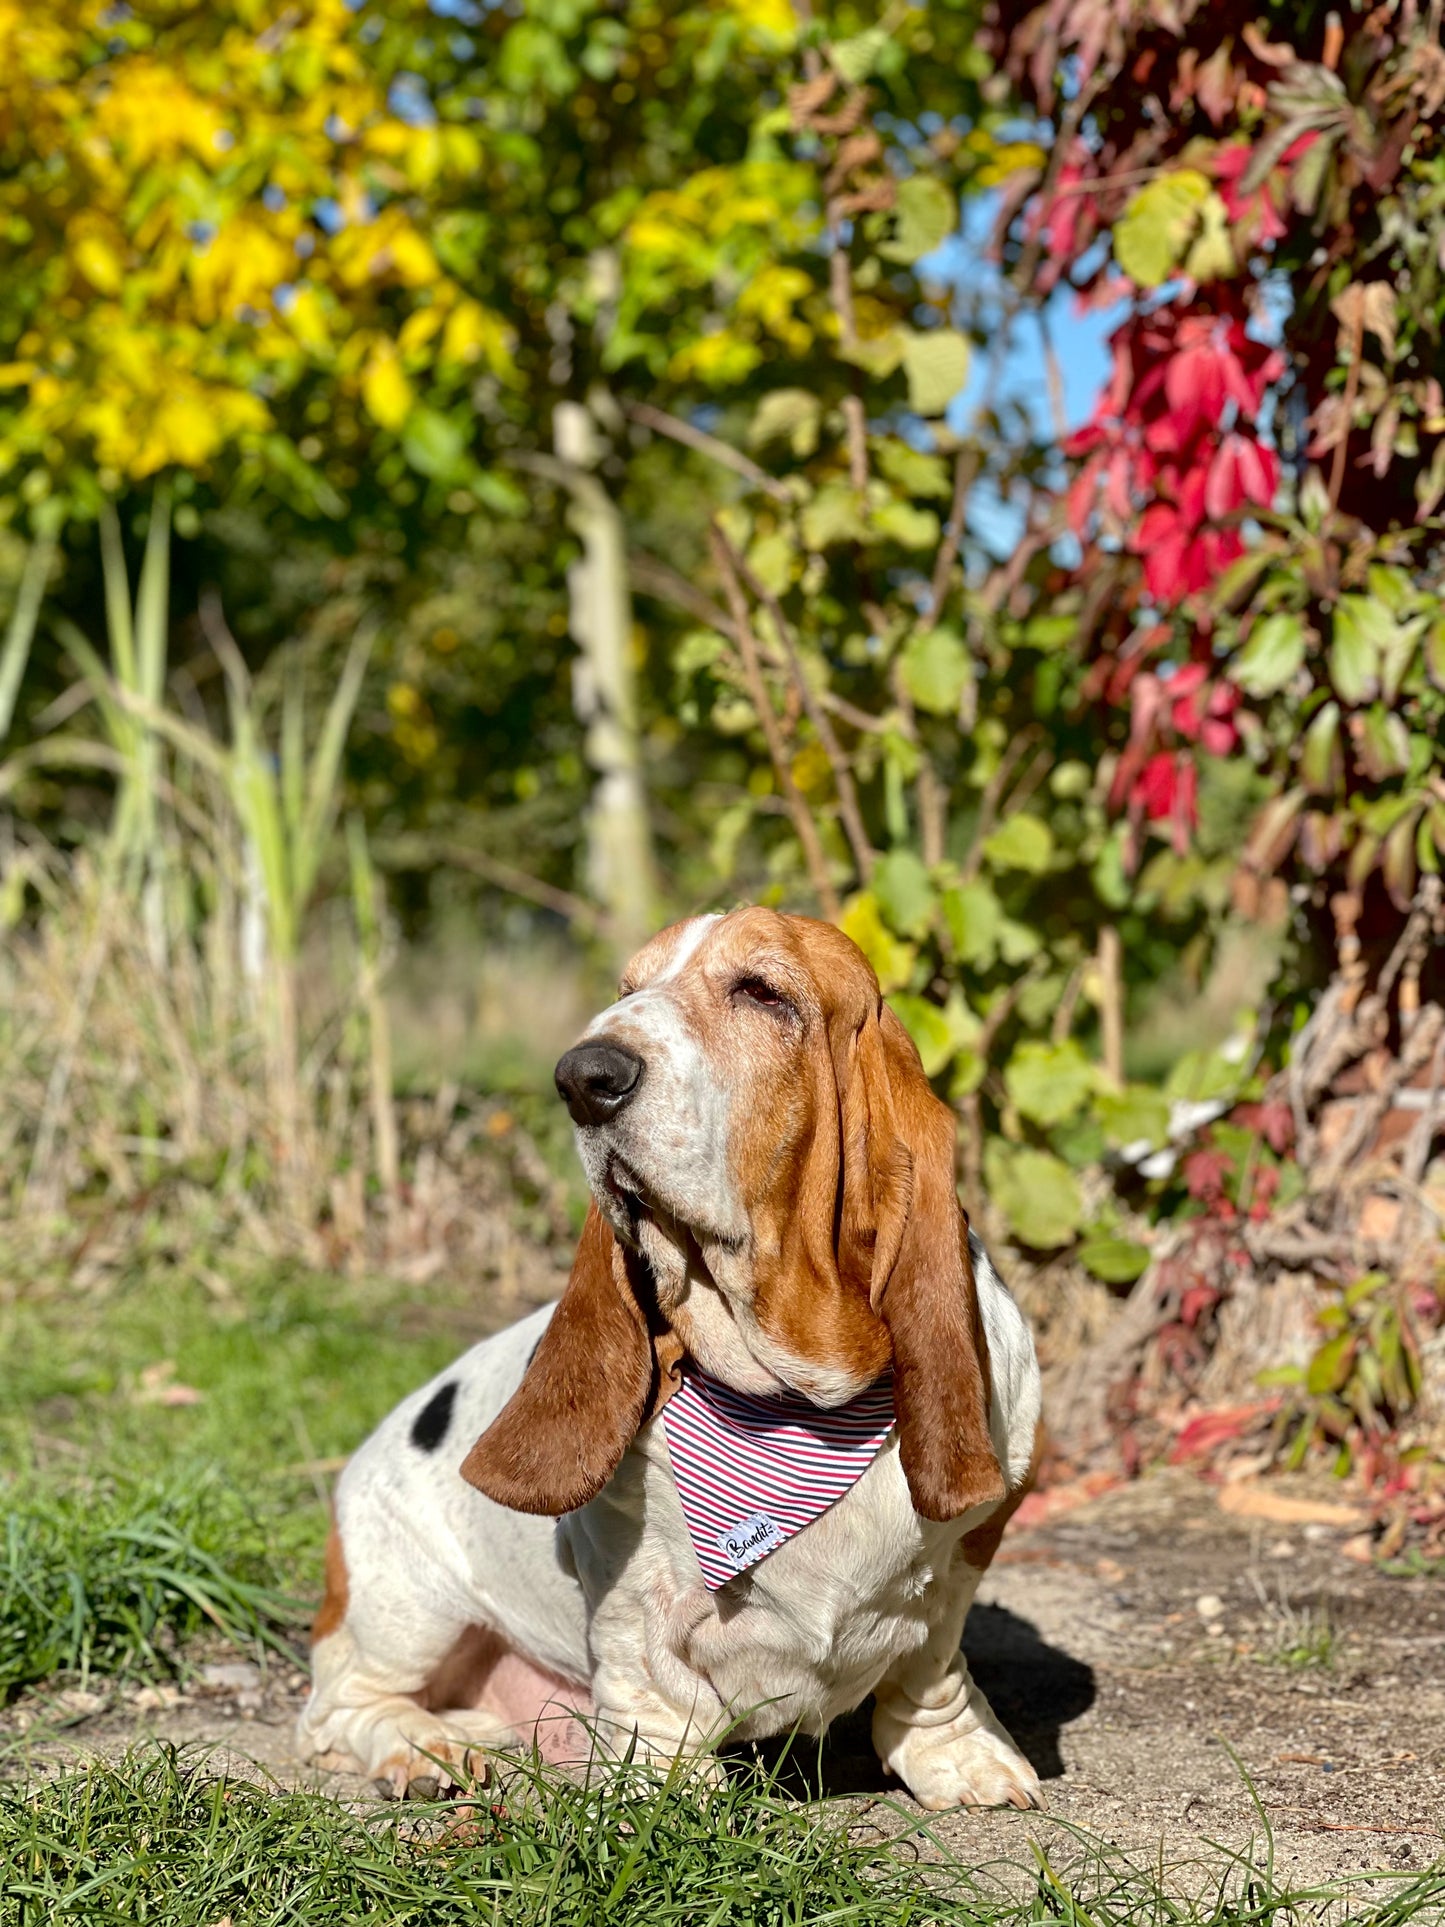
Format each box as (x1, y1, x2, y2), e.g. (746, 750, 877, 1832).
(297, 909, 1043, 1810)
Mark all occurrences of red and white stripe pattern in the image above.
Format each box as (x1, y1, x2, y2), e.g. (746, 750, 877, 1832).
(660, 1370, 895, 1591)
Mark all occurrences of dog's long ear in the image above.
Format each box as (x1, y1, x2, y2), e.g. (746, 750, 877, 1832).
(842, 1003, 1006, 1522)
(460, 1202, 677, 1516)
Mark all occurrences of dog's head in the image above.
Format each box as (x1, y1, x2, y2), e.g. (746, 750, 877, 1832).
(460, 908, 1004, 1522)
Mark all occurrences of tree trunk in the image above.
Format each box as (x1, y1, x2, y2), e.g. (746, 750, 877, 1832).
(554, 401, 657, 965)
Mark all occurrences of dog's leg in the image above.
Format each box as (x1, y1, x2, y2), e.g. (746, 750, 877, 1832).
(297, 1523, 517, 1797)
(870, 1544, 1042, 1812)
(582, 1573, 730, 1775)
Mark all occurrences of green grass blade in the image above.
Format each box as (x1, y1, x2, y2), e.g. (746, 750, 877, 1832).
(0, 522, 59, 743)
(234, 747, 295, 962)
(295, 619, 374, 911)
(97, 501, 136, 693)
(281, 647, 305, 839)
(134, 482, 171, 707)
(53, 613, 134, 757)
(0, 736, 127, 804)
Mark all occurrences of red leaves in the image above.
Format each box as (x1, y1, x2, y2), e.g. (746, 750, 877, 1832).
(1105, 658, 1240, 854)
(1167, 662, 1240, 753)
(1213, 133, 1319, 247)
(1205, 432, 1279, 520)
(1064, 299, 1283, 609)
(1184, 1145, 1234, 1202)
(1233, 1099, 1295, 1155)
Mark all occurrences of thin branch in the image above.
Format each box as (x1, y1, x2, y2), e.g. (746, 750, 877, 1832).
(371, 835, 610, 935)
(626, 402, 792, 505)
(709, 524, 841, 921)
(1050, 962, 1086, 1046)
(726, 534, 875, 885)
(1010, 79, 1103, 296)
(1038, 307, 1071, 445)
(920, 447, 980, 635)
(888, 658, 946, 868)
(961, 727, 1045, 880)
(630, 549, 890, 734)
(627, 554, 745, 672)
(822, 690, 890, 737)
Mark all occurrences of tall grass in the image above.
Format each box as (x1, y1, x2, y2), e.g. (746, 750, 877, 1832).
(0, 496, 395, 1273)
(0, 1471, 304, 1699)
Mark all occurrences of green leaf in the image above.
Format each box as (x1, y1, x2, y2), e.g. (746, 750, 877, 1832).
(1356, 704, 1411, 780)
(997, 916, 1042, 964)
(801, 482, 867, 550)
(878, 174, 957, 264)
(983, 1142, 1084, 1250)
(401, 408, 467, 480)
(829, 26, 887, 83)
(901, 329, 970, 417)
(1182, 190, 1236, 282)
(1290, 132, 1332, 212)
(1306, 1333, 1357, 1398)
(1094, 1085, 1171, 1151)
(749, 389, 822, 458)
(900, 626, 971, 716)
(1164, 1045, 1244, 1106)
(1329, 596, 1386, 705)
(746, 529, 797, 594)
(983, 812, 1053, 874)
(1300, 700, 1342, 794)
(1078, 1235, 1151, 1285)
(1022, 613, 1078, 650)
(1114, 169, 1212, 287)
(941, 879, 1001, 968)
(873, 848, 934, 939)
(889, 994, 954, 1077)
(1003, 1039, 1094, 1127)
(1233, 612, 1305, 696)
(1383, 808, 1420, 907)
(875, 440, 952, 500)
(873, 500, 940, 549)
(838, 891, 916, 994)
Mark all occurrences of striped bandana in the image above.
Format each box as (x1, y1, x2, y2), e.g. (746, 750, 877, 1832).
(659, 1370, 895, 1591)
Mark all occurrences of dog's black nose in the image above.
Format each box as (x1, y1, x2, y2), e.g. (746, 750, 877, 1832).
(554, 1041, 644, 1126)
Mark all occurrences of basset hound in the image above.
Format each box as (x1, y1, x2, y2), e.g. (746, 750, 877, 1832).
(297, 908, 1044, 1810)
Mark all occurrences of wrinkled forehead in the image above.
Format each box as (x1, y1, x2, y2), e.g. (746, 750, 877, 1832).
(608, 908, 877, 1021)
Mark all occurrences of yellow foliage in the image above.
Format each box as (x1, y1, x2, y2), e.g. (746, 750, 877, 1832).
(0, 0, 494, 480)
(285, 287, 332, 356)
(670, 331, 763, 385)
(91, 58, 227, 168)
(791, 741, 833, 793)
(440, 300, 516, 377)
(963, 130, 1047, 187)
(362, 348, 413, 430)
(724, 0, 798, 44)
(736, 264, 813, 355)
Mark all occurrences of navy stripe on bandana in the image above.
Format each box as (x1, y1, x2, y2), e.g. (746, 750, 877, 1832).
(660, 1371, 895, 1590)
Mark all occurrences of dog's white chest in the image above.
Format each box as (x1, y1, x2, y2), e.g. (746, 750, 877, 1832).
(562, 1425, 975, 1740)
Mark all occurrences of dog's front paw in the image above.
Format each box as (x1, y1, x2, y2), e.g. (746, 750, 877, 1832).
(873, 1684, 1043, 1812)
(888, 1723, 1043, 1812)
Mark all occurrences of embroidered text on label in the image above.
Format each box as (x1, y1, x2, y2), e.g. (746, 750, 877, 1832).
(716, 1512, 780, 1571)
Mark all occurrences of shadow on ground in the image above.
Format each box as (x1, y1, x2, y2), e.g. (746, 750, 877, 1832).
(724, 1605, 1095, 1799)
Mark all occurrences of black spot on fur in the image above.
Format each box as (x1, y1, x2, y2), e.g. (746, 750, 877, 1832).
(410, 1380, 458, 1454)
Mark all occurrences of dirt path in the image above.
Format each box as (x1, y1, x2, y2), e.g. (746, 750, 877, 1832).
(5, 1469, 1443, 1887)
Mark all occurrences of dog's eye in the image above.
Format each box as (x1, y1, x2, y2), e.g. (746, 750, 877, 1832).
(735, 976, 789, 1012)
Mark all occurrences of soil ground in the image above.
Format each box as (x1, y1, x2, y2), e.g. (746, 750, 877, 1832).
(5, 1466, 1442, 1889)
